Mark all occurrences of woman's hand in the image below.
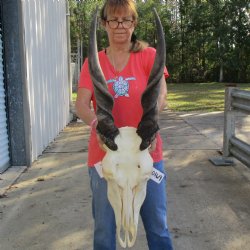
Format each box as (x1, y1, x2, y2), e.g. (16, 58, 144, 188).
(90, 119, 107, 151)
(96, 134, 107, 152)
(149, 138, 157, 152)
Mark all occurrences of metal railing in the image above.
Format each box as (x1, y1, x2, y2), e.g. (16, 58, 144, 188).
(223, 87, 250, 168)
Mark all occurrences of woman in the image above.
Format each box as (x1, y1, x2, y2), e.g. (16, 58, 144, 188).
(75, 0, 173, 249)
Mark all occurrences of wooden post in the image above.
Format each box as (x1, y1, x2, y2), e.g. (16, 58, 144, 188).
(223, 87, 235, 156)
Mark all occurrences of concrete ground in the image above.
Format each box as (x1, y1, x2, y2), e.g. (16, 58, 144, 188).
(0, 111, 250, 250)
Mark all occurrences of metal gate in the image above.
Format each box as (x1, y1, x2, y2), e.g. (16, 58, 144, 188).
(0, 17, 10, 173)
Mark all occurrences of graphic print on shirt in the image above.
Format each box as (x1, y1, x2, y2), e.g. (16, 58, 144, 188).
(107, 76, 136, 98)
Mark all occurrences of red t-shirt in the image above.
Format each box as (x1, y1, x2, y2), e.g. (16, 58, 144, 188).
(78, 47, 169, 166)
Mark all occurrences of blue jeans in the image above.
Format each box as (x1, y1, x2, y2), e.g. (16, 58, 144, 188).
(88, 160, 174, 250)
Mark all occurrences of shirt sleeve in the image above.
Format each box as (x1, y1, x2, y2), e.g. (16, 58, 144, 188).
(142, 47, 169, 79)
(78, 58, 94, 93)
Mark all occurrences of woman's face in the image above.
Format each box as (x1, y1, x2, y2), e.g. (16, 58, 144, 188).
(105, 9, 136, 46)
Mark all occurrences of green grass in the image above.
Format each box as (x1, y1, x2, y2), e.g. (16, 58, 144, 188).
(72, 92, 77, 102)
(72, 82, 250, 112)
(167, 82, 250, 112)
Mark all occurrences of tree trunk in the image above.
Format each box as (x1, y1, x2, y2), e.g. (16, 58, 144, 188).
(219, 63, 223, 82)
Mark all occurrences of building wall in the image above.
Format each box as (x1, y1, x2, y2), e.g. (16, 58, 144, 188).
(0, 27, 10, 173)
(2, 0, 31, 167)
(21, 0, 71, 162)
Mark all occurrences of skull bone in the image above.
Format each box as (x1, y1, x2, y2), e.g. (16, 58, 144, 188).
(102, 126, 153, 248)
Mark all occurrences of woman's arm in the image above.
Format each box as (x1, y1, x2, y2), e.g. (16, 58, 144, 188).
(157, 75, 167, 113)
(149, 75, 167, 152)
(76, 87, 106, 150)
(75, 88, 96, 126)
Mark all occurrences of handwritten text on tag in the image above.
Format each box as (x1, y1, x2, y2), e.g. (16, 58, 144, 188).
(150, 167, 165, 184)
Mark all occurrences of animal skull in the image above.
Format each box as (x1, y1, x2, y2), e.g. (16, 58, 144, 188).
(88, 7, 166, 248)
(102, 127, 153, 248)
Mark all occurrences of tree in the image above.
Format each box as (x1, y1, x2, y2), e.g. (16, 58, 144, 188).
(69, 0, 250, 83)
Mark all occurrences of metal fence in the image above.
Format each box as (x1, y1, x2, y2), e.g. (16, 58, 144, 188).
(223, 87, 250, 168)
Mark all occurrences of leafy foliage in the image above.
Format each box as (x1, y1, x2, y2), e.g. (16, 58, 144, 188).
(69, 0, 250, 83)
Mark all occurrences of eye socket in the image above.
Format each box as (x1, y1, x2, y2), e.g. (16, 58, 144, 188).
(137, 165, 140, 168)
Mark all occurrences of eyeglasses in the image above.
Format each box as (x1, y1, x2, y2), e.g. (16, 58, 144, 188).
(106, 19, 134, 29)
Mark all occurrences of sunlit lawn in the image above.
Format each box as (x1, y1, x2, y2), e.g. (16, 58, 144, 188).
(72, 92, 77, 102)
(167, 82, 250, 112)
(71, 82, 250, 112)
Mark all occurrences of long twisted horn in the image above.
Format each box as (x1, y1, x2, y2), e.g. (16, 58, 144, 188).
(136, 8, 166, 150)
(88, 7, 119, 150)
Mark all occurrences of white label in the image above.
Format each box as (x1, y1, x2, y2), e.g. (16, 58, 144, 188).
(150, 167, 165, 184)
(94, 162, 104, 178)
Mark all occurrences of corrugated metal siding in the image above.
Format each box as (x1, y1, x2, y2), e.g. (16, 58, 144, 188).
(0, 29, 10, 173)
(22, 0, 70, 162)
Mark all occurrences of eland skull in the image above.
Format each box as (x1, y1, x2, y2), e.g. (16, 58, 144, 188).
(88, 7, 166, 248)
(102, 127, 153, 247)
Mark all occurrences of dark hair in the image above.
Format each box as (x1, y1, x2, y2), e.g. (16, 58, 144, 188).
(100, 0, 148, 52)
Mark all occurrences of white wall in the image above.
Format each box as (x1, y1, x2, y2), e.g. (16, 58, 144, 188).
(21, 0, 71, 162)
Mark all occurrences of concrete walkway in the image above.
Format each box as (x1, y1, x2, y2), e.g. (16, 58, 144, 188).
(0, 111, 250, 250)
